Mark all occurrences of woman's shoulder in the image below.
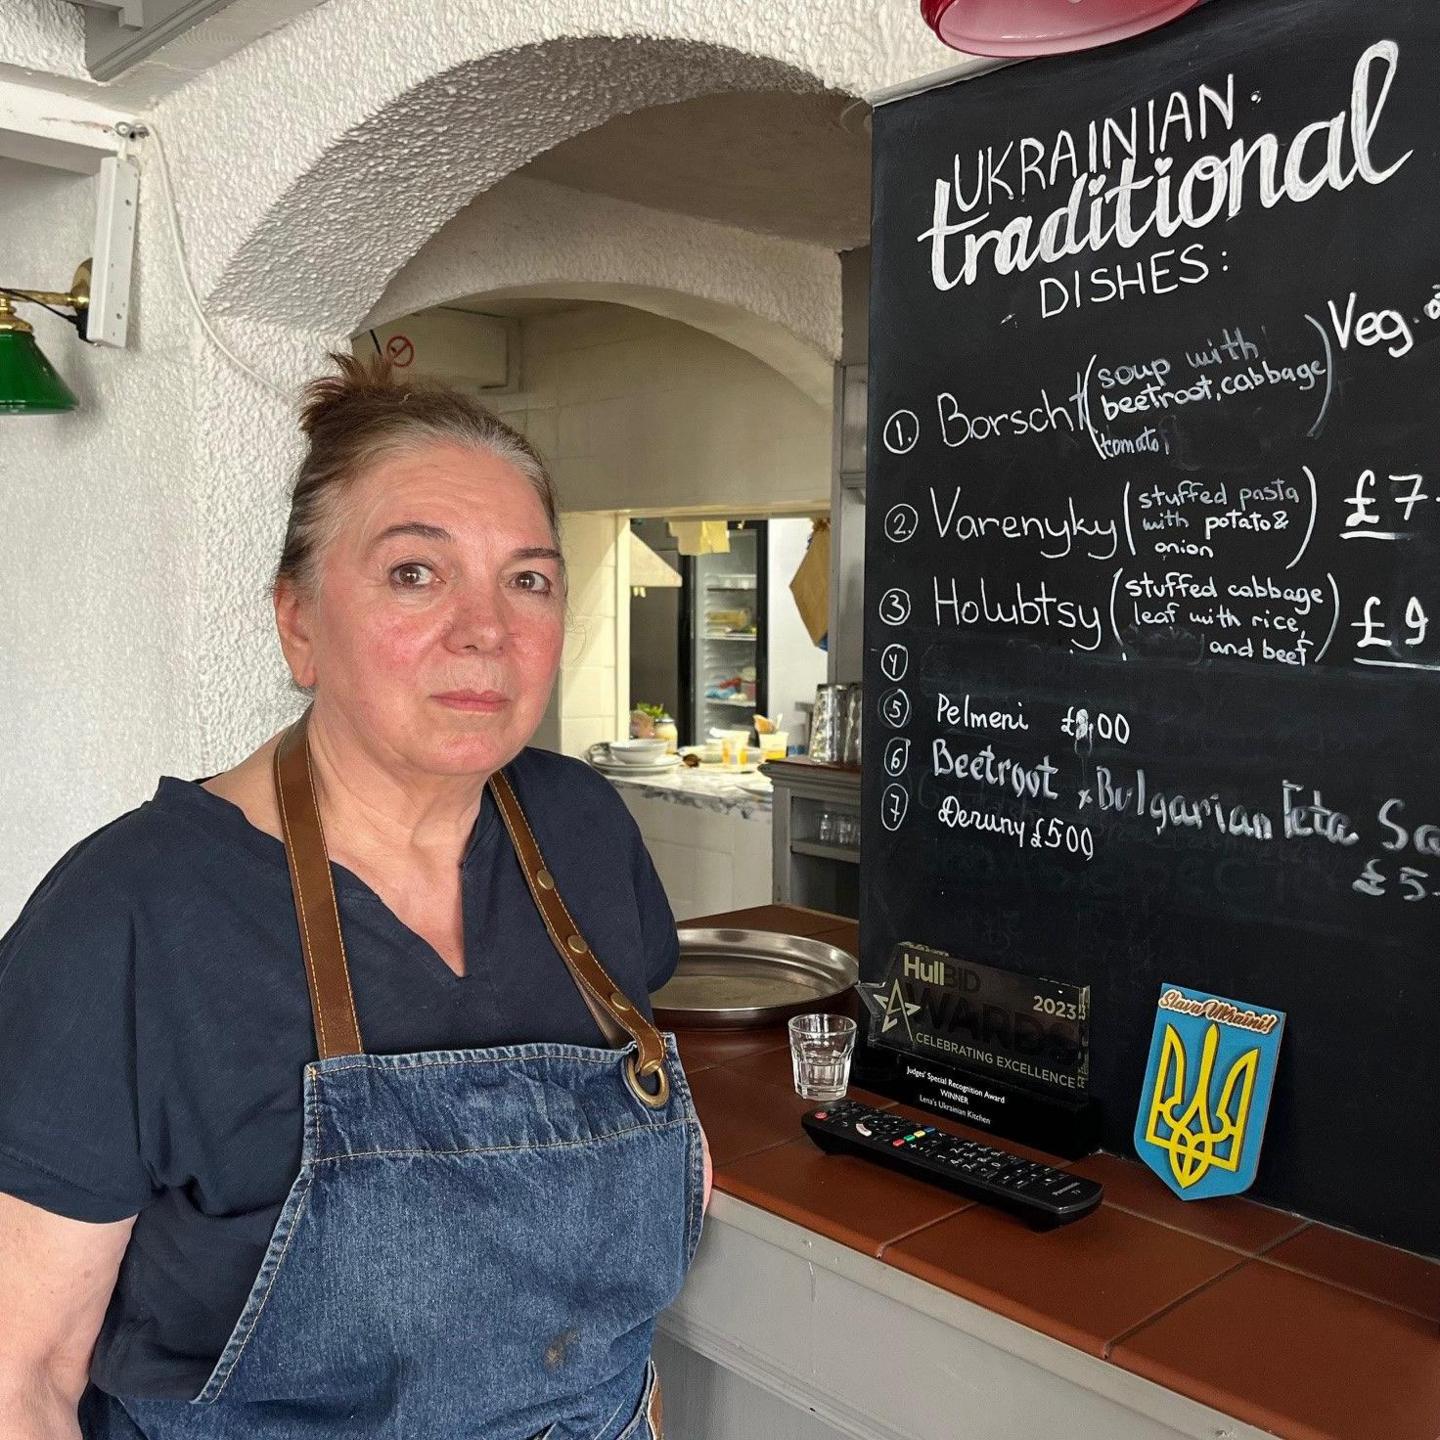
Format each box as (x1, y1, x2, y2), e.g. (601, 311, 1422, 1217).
(4, 780, 226, 946)
(503, 747, 637, 829)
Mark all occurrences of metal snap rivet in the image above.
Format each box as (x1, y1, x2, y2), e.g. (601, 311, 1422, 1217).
(536, 869, 556, 891)
(566, 935, 589, 955)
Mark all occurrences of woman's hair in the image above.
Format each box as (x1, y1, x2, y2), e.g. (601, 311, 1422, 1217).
(274, 349, 561, 599)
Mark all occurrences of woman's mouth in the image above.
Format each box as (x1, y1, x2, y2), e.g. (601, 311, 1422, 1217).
(434, 690, 509, 713)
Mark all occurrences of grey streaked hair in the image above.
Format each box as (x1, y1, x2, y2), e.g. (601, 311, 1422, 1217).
(274, 348, 562, 601)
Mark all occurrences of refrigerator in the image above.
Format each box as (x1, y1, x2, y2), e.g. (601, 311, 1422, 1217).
(681, 522, 769, 744)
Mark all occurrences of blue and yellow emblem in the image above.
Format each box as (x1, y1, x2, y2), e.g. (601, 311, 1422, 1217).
(1134, 984, 1285, 1201)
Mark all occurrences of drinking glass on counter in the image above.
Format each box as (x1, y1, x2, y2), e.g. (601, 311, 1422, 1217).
(720, 734, 749, 767)
(787, 1013, 858, 1101)
(758, 729, 789, 760)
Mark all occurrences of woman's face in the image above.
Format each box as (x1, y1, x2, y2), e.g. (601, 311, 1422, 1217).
(278, 441, 566, 780)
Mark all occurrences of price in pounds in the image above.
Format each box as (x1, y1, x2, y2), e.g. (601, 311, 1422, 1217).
(1353, 858, 1440, 901)
(1061, 707, 1131, 745)
(1030, 817, 1096, 861)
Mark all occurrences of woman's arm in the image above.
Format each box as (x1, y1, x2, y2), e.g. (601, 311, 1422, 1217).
(700, 1125, 713, 1211)
(0, 1191, 135, 1439)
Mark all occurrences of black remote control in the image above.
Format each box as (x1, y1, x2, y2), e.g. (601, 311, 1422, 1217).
(802, 1099, 1103, 1230)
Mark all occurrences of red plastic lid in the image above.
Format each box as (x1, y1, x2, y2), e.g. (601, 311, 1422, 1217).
(921, 0, 1204, 58)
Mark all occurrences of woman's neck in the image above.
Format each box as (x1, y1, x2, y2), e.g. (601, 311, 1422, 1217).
(302, 703, 487, 875)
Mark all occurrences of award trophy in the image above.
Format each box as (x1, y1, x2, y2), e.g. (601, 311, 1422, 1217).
(855, 943, 1100, 1158)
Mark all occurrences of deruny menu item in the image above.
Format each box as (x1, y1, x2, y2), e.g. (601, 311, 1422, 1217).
(861, 0, 1440, 1256)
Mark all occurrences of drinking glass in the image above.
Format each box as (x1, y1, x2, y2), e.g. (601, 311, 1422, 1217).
(787, 1013, 858, 1101)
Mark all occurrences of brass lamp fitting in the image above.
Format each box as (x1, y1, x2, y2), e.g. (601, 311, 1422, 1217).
(0, 260, 92, 336)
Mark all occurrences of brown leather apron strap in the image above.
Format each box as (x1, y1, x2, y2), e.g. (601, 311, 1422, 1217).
(486, 769, 670, 1108)
(273, 707, 364, 1059)
(272, 706, 671, 1107)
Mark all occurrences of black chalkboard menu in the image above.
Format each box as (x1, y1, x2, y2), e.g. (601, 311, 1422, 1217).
(863, 0, 1440, 1256)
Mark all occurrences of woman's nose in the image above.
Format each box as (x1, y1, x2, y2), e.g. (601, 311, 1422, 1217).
(445, 587, 508, 652)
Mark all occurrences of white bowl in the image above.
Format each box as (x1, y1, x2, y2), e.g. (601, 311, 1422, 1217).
(608, 738, 670, 765)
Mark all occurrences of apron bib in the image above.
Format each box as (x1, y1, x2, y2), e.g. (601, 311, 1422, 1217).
(82, 707, 703, 1439)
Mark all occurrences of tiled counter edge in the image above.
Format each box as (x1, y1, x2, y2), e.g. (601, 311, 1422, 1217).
(658, 1192, 1274, 1440)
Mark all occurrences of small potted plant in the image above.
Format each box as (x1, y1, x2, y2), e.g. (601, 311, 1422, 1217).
(631, 702, 677, 752)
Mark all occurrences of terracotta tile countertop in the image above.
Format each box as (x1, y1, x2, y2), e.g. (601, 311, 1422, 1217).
(675, 905, 1440, 1440)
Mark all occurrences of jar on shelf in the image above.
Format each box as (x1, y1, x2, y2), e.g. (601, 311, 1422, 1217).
(654, 713, 678, 753)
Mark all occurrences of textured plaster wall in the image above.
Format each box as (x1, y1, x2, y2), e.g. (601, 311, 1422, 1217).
(0, 0, 87, 81)
(368, 176, 841, 403)
(146, 5, 938, 331)
(0, 158, 199, 920)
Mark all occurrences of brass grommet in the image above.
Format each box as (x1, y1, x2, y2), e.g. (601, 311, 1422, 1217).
(565, 934, 589, 955)
(637, 1056, 663, 1077)
(610, 992, 631, 1012)
(625, 1053, 670, 1108)
(536, 869, 555, 891)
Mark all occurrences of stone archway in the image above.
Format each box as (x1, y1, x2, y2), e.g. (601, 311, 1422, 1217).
(365, 176, 842, 404)
(150, 3, 939, 336)
(199, 37, 829, 334)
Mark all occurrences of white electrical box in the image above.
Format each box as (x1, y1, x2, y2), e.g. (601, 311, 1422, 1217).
(86, 153, 139, 348)
(361, 308, 518, 393)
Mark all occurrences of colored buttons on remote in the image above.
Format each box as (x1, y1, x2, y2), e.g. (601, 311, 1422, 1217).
(800, 1099, 1103, 1229)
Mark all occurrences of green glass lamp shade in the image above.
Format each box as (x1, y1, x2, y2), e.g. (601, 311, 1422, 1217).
(0, 328, 79, 414)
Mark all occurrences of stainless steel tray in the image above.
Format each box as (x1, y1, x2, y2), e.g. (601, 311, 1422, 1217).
(652, 927, 858, 1029)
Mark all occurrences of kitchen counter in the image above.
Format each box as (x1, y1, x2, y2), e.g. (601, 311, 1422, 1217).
(603, 773, 772, 922)
(661, 903, 1440, 1440)
(597, 761, 771, 818)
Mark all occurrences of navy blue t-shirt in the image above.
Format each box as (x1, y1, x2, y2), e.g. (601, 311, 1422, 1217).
(0, 747, 677, 1401)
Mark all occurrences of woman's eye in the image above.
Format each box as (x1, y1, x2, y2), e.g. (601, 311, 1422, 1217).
(512, 570, 554, 594)
(390, 562, 436, 588)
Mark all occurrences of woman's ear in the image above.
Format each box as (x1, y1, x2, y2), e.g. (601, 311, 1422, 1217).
(274, 579, 318, 690)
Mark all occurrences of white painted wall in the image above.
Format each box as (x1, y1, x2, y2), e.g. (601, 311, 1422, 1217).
(0, 157, 201, 921)
(489, 303, 831, 516)
(0, 0, 86, 81)
(555, 510, 628, 757)
(138, 9, 943, 330)
(368, 176, 840, 406)
(765, 517, 828, 745)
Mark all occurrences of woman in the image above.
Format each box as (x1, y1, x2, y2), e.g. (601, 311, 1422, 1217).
(0, 353, 710, 1439)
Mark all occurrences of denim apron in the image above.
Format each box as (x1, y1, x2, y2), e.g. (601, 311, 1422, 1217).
(81, 706, 704, 1439)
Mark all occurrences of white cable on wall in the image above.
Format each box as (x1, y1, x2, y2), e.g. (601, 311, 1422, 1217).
(129, 121, 293, 404)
